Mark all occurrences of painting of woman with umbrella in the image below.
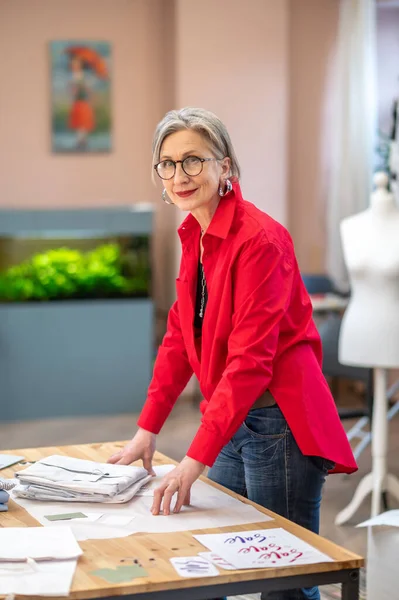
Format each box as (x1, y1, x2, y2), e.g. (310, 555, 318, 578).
(50, 41, 111, 152)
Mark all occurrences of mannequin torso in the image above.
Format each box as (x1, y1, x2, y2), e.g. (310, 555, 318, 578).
(339, 174, 399, 368)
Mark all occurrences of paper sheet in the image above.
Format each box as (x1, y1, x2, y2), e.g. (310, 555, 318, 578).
(100, 515, 135, 526)
(0, 559, 77, 596)
(12, 464, 272, 540)
(135, 464, 175, 495)
(0, 527, 82, 561)
(357, 510, 399, 528)
(10, 494, 140, 541)
(198, 551, 237, 570)
(194, 527, 333, 569)
(0, 454, 24, 470)
(170, 556, 219, 578)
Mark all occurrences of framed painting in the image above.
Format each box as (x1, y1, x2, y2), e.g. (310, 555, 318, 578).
(50, 41, 112, 153)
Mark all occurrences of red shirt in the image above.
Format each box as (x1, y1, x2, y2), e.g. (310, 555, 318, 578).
(138, 182, 357, 474)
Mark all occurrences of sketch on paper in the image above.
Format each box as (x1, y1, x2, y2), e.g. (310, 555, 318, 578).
(169, 557, 219, 578)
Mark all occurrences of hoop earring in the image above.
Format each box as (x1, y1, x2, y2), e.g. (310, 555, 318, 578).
(162, 189, 173, 204)
(218, 178, 233, 197)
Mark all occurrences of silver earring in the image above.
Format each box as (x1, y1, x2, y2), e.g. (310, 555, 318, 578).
(162, 189, 173, 204)
(218, 178, 233, 197)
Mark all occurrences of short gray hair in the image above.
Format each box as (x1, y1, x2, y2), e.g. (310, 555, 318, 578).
(152, 107, 241, 183)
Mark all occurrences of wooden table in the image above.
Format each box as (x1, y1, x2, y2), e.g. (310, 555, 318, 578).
(0, 442, 364, 600)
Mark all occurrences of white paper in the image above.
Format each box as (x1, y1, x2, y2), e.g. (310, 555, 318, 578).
(0, 454, 24, 470)
(198, 551, 237, 570)
(99, 515, 135, 527)
(170, 556, 219, 578)
(10, 493, 139, 541)
(194, 528, 333, 569)
(12, 466, 272, 541)
(357, 510, 399, 528)
(123, 486, 273, 534)
(0, 527, 82, 561)
(84, 512, 103, 522)
(0, 558, 77, 596)
(135, 465, 176, 496)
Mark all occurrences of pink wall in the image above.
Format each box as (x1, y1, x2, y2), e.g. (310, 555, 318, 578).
(288, 0, 339, 272)
(0, 0, 169, 208)
(175, 0, 289, 226)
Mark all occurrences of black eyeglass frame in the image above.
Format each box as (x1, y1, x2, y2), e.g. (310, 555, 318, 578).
(153, 156, 217, 180)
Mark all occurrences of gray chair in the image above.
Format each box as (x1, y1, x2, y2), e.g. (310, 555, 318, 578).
(301, 274, 335, 295)
(318, 313, 373, 421)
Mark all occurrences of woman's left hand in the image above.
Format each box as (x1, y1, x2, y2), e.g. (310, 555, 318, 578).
(151, 456, 205, 515)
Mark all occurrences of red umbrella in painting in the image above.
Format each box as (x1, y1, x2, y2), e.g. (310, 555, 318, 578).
(64, 46, 109, 79)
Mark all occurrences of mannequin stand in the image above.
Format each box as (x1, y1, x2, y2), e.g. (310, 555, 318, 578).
(336, 368, 399, 525)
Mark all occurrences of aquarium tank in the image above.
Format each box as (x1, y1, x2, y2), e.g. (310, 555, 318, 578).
(0, 234, 151, 303)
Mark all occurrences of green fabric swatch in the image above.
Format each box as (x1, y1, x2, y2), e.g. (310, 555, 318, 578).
(91, 565, 148, 583)
(45, 512, 87, 521)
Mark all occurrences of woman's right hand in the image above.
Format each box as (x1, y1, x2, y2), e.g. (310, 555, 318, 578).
(107, 428, 157, 475)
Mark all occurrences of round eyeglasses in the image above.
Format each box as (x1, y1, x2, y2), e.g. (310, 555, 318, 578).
(154, 155, 217, 180)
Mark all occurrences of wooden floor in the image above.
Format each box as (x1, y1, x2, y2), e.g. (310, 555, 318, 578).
(1, 397, 399, 560)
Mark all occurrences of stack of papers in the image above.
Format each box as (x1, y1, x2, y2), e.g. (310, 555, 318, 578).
(0, 526, 81, 596)
(13, 455, 152, 503)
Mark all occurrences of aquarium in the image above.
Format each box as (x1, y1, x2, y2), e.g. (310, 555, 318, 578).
(0, 234, 151, 303)
(0, 206, 154, 420)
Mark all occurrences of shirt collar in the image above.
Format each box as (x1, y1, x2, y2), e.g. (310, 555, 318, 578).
(178, 180, 242, 242)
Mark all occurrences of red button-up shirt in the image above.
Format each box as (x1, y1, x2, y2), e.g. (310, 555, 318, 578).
(138, 182, 357, 474)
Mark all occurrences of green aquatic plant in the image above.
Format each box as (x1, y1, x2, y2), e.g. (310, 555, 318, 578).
(0, 243, 150, 302)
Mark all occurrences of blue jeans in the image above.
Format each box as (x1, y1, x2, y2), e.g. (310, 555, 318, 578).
(207, 404, 333, 600)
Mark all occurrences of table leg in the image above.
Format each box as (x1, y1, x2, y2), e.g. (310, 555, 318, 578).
(341, 570, 360, 600)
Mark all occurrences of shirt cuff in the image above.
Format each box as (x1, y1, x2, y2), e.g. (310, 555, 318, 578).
(137, 399, 171, 434)
(186, 425, 227, 467)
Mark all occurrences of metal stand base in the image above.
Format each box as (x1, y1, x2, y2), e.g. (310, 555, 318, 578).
(336, 371, 399, 525)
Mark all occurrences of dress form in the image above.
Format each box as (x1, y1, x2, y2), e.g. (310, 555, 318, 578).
(336, 172, 399, 524)
(339, 172, 399, 368)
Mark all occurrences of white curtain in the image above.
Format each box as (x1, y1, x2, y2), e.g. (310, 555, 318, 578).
(323, 0, 377, 289)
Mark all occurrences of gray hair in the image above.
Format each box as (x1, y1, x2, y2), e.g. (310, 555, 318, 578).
(152, 107, 241, 183)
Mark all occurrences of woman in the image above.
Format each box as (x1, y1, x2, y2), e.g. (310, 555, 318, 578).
(67, 54, 95, 150)
(108, 108, 357, 600)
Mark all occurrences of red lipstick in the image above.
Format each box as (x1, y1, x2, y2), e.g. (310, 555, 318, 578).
(175, 189, 197, 198)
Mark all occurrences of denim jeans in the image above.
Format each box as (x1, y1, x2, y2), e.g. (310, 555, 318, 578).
(207, 404, 333, 600)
